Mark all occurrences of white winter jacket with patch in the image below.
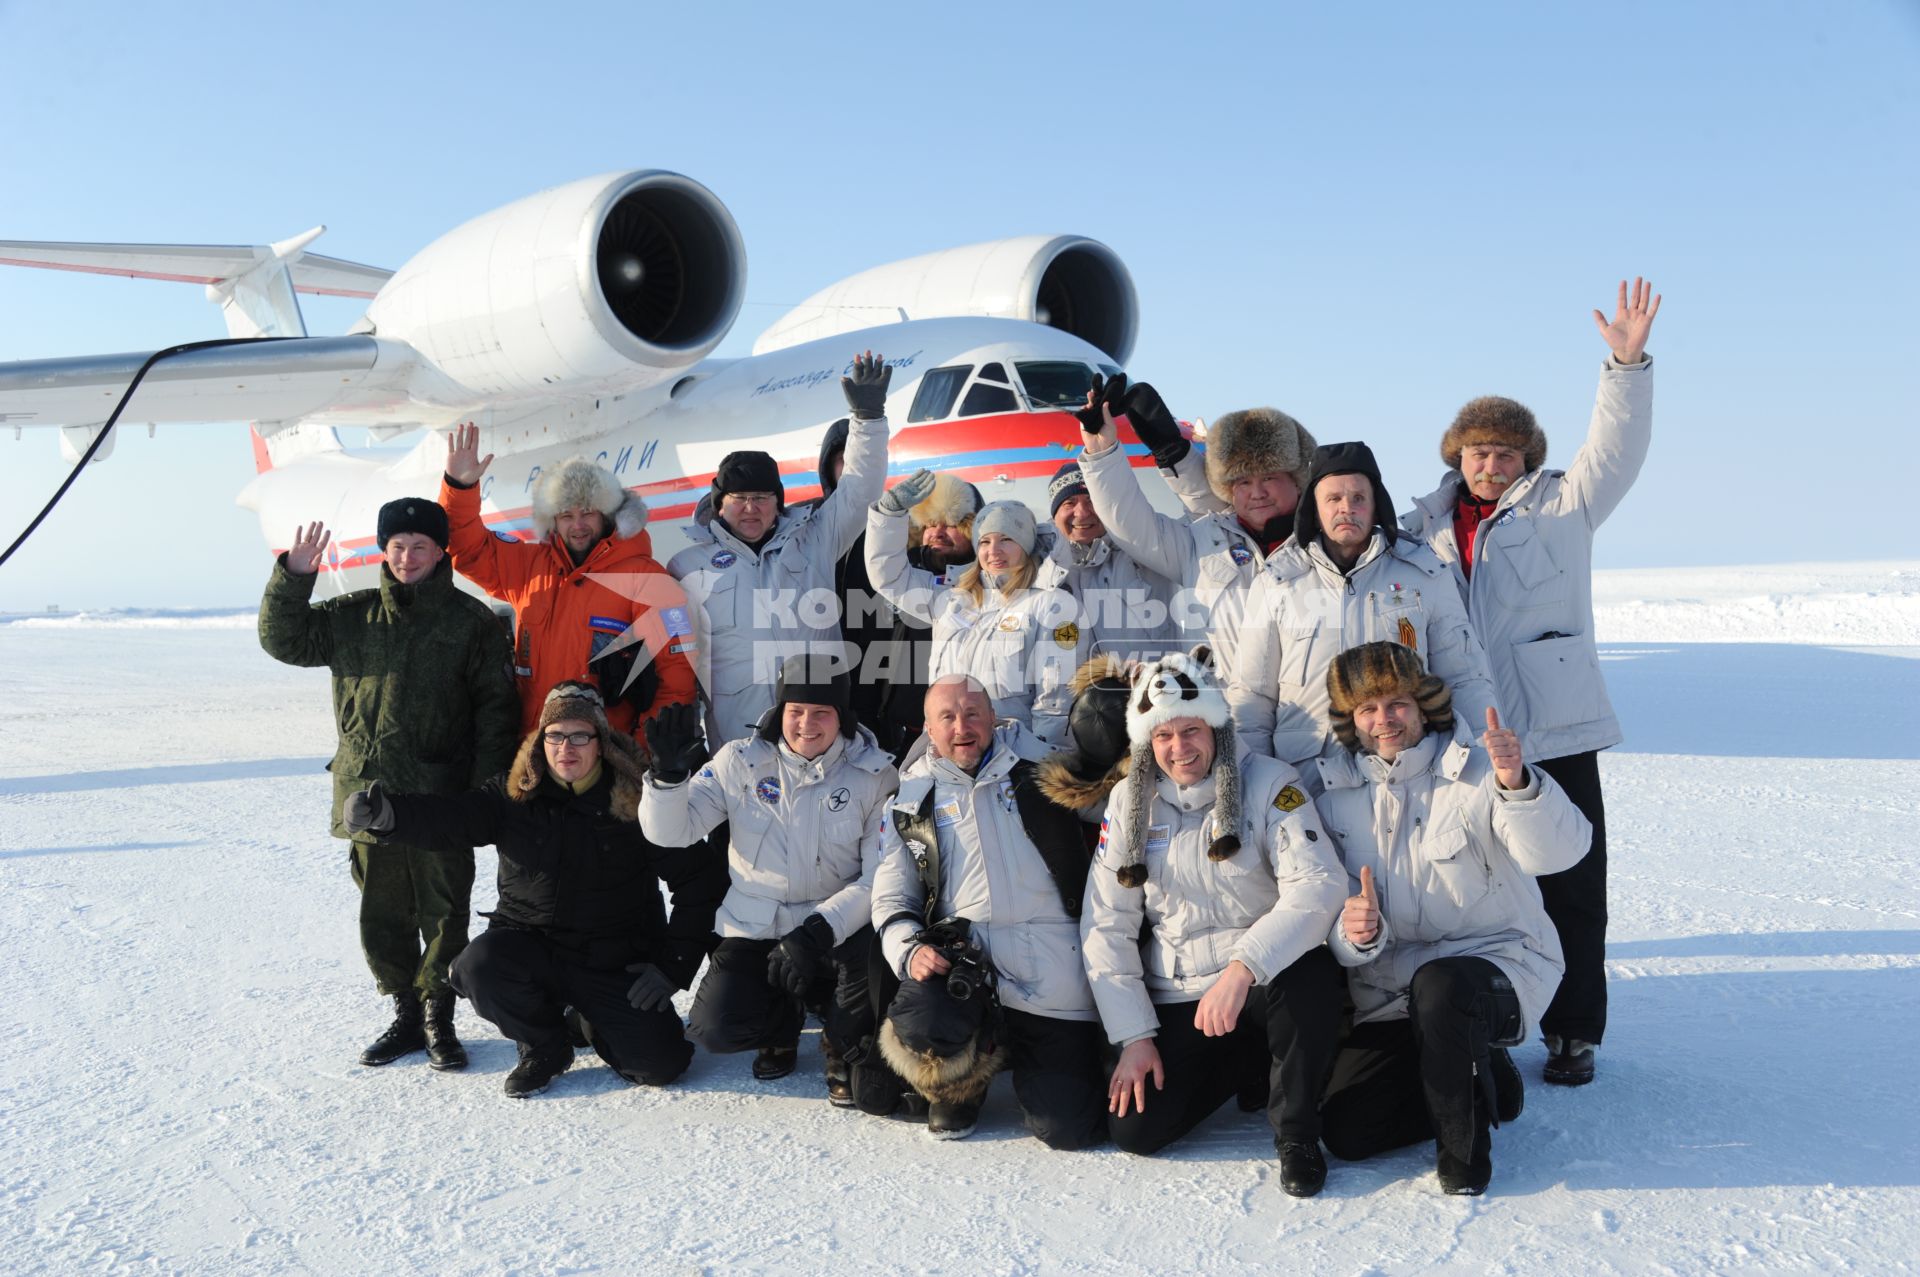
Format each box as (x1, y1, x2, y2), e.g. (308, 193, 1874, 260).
(638, 725, 898, 944)
(870, 721, 1096, 1020)
(1317, 729, 1590, 1035)
(1079, 752, 1346, 1045)
(864, 505, 1091, 747)
(1229, 532, 1498, 769)
(1401, 358, 1652, 761)
(667, 414, 887, 743)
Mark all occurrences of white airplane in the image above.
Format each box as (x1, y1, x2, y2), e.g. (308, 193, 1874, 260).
(0, 169, 1179, 588)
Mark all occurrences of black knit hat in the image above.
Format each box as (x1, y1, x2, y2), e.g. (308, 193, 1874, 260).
(1047, 461, 1088, 519)
(1293, 441, 1398, 551)
(757, 652, 856, 742)
(712, 451, 785, 509)
(376, 497, 450, 550)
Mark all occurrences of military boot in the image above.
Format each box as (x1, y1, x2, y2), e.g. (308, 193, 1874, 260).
(504, 1041, 574, 1098)
(359, 992, 426, 1066)
(422, 991, 468, 1072)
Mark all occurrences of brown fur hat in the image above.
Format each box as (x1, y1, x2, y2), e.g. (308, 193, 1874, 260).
(1441, 396, 1547, 473)
(531, 457, 650, 543)
(1205, 407, 1317, 504)
(907, 473, 983, 549)
(506, 680, 645, 818)
(1325, 641, 1455, 753)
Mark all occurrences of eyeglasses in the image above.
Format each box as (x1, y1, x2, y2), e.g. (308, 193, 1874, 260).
(723, 492, 777, 507)
(542, 731, 597, 748)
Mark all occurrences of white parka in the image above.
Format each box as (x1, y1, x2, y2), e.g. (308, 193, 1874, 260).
(870, 721, 1096, 1020)
(1317, 728, 1591, 1036)
(1229, 532, 1499, 770)
(638, 725, 898, 945)
(1402, 358, 1653, 761)
(667, 414, 888, 744)
(1078, 441, 1275, 678)
(1032, 528, 1183, 657)
(1080, 751, 1346, 1046)
(864, 505, 1092, 748)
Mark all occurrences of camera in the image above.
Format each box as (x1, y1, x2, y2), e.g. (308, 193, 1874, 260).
(912, 917, 995, 1004)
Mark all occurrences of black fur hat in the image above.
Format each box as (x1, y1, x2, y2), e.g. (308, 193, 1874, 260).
(712, 450, 785, 510)
(1293, 441, 1398, 552)
(376, 498, 450, 550)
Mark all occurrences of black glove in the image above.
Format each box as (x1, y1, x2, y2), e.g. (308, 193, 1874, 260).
(588, 635, 661, 715)
(1122, 380, 1190, 468)
(841, 351, 893, 420)
(625, 962, 678, 1012)
(343, 781, 394, 836)
(766, 914, 835, 996)
(647, 702, 708, 784)
(1075, 372, 1129, 435)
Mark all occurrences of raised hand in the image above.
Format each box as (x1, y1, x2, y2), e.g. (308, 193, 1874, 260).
(1076, 372, 1129, 439)
(1121, 380, 1191, 468)
(1342, 865, 1380, 946)
(1593, 277, 1661, 364)
(1482, 707, 1525, 790)
(445, 422, 494, 486)
(343, 781, 394, 836)
(878, 467, 939, 515)
(1108, 1038, 1165, 1118)
(841, 350, 892, 419)
(646, 702, 708, 784)
(286, 520, 331, 575)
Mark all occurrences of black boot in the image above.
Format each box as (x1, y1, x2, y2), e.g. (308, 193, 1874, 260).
(1490, 1048, 1523, 1123)
(823, 1036, 854, 1108)
(504, 1041, 574, 1098)
(1543, 1036, 1597, 1086)
(927, 1098, 980, 1140)
(1277, 1140, 1328, 1198)
(1437, 1125, 1493, 1196)
(753, 1045, 798, 1080)
(423, 991, 468, 1072)
(359, 992, 426, 1066)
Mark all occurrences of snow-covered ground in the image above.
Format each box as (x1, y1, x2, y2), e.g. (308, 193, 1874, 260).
(3, 561, 1917, 1275)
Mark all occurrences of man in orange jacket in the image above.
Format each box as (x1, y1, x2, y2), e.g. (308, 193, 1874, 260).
(441, 424, 696, 744)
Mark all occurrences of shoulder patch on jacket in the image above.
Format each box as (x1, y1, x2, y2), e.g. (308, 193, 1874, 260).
(1053, 622, 1080, 649)
(1274, 784, 1307, 812)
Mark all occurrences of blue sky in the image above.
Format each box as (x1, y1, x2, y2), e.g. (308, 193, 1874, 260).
(2, 0, 1916, 608)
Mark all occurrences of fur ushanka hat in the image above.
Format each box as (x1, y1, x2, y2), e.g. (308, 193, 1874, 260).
(531, 457, 650, 543)
(506, 680, 645, 817)
(906, 473, 983, 550)
(1204, 407, 1317, 505)
(1324, 641, 1455, 753)
(1114, 647, 1240, 887)
(1441, 396, 1547, 474)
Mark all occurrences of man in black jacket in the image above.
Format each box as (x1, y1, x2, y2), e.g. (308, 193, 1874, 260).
(345, 682, 725, 1098)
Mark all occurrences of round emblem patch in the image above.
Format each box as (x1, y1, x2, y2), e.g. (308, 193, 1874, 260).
(1053, 622, 1080, 650)
(711, 550, 738, 569)
(1229, 543, 1253, 566)
(755, 777, 781, 805)
(827, 787, 851, 812)
(996, 613, 1023, 633)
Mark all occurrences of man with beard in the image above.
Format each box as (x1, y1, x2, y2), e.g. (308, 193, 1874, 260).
(1398, 278, 1660, 1087)
(1076, 378, 1317, 679)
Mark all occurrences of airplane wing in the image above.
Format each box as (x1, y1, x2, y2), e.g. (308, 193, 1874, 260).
(0, 336, 438, 430)
(0, 236, 392, 298)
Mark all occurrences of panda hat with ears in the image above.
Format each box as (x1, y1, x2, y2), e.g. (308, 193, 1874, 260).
(1114, 645, 1242, 887)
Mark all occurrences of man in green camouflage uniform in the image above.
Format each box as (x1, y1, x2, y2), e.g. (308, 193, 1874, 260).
(259, 498, 518, 1070)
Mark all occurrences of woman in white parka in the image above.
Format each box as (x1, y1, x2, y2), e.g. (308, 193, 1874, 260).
(1314, 641, 1590, 1196)
(866, 469, 1092, 747)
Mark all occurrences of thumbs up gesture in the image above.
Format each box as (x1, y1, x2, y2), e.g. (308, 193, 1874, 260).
(1482, 707, 1525, 790)
(1342, 865, 1381, 947)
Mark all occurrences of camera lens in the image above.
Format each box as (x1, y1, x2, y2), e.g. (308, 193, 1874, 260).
(947, 969, 974, 1001)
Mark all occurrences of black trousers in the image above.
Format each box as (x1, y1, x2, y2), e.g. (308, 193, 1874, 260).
(1001, 1008, 1108, 1151)
(1320, 956, 1513, 1165)
(450, 927, 693, 1086)
(1536, 750, 1608, 1044)
(687, 927, 875, 1058)
(1109, 946, 1346, 1155)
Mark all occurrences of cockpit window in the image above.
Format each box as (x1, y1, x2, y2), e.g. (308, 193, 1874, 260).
(907, 365, 972, 423)
(959, 380, 1018, 416)
(1013, 361, 1097, 410)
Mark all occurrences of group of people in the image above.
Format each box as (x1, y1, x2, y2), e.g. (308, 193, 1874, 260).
(263, 282, 1660, 1197)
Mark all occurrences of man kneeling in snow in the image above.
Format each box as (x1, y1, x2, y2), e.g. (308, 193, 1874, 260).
(344, 682, 726, 1098)
(1315, 643, 1590, 1195)
(868, 677, 1104, 1144)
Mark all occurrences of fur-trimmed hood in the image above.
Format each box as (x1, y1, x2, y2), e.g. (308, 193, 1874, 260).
(531, 456, 650, 544)
(506, 728, 646, 820)
(879, 1017, 1003, 1105)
